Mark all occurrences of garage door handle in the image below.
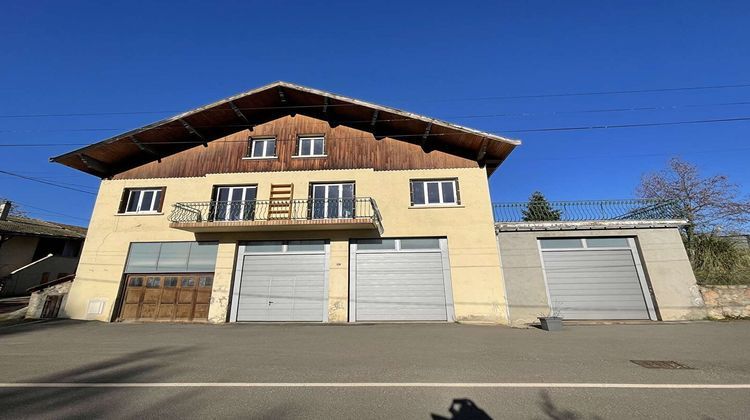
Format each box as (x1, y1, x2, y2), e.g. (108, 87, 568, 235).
(268, 301, 274, 305)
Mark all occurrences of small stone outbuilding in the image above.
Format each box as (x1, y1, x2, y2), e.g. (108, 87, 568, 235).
(25, 274, 74, 319)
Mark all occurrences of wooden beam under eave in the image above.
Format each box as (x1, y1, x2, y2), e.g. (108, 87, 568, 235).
(178, 118, 207, 147)
(420, 122, 433, 149)
(476, 138, 489, 161)
(229, 101, 250, 125)
(130, 136, 162, 163)
(78, 153, 109, 178)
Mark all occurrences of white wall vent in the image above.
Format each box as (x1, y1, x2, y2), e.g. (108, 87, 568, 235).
(86, 299, 106, 315)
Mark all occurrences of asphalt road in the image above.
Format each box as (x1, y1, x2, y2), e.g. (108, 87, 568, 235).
(1, 320, 749, 419)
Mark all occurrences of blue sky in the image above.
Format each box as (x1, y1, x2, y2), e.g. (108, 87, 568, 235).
(1, 1, 749, 225)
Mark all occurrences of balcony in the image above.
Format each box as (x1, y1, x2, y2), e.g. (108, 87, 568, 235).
(493, 199, 686, 231)
(168, 198, 383, 233)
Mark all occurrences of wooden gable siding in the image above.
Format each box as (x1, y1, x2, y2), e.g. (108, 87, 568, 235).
(113, 115, 478, 179)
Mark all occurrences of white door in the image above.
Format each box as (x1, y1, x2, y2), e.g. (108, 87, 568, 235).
(311, 183, 354, 219)
(214, 186, 257, 221)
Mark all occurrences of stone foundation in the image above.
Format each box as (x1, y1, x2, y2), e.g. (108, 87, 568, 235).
(699, 285, 750, 319)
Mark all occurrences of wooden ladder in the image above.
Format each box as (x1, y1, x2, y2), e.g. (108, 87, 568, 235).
(268, 184, 294, 219)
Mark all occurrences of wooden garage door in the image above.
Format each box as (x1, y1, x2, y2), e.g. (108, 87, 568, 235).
(120, 274, 213, 322)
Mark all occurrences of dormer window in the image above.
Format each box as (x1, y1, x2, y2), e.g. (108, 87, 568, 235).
(247, 137, 277, 158)
(296, 135, 326, 157)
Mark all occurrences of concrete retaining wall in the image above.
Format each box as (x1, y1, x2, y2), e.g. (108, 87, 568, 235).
(700, 285, 750, 319)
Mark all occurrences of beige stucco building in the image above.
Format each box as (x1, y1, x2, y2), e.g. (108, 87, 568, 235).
(51, 82, 706, 326)
(53, 82, 518, 325)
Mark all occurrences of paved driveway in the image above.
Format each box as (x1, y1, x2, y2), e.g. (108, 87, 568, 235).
(1, 320, 749, 419)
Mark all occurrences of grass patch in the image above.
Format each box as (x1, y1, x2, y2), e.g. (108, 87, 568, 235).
(689, 234, 750, 285)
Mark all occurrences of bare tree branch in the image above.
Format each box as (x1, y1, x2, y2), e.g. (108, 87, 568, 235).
(637, 157, 750, 235)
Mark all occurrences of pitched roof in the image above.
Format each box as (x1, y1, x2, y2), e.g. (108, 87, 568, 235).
(0, 216, 86, 239)
(51, 81, 520, 177)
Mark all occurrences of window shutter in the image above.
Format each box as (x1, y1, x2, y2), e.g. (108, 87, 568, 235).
(156, 187, 167, 212)
(246, 136, 253, 157)
(409, 181, 415, 206)
(118, 189, 130, 214)
(454, 179, 461, 205)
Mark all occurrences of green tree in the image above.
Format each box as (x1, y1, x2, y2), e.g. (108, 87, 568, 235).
(522, 191, 562, 221)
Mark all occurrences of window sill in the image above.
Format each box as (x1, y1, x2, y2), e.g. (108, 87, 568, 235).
(292, 155, 328, 159)
(242, 156, 278, 160)
(409, 205, 464, 209)
(116, 212, 164, 216)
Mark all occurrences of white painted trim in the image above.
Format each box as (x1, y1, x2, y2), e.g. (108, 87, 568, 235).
(310, 183, 355, 219)
(114, 212, 163, 217)
(247, 137, 277, 159)
(410, 179, 459, 206)
(409, 205, 464, 209)
(496, 220, 688, 232)
(1, 382, 747, 389)
(214, 185, 258, 221)
(296, 135, 326, 157)
(124, 188, 162, 214)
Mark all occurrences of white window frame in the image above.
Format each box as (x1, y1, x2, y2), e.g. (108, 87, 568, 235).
(411, 179, 459, 206)
(538, 237, 632, 250)
(124, 188, 162, 214)
(214, 185, 257, 221)
(310, 182, 355, 219)
(247, 137, 277, 159)
(353, 238, 442, 253)
(296, 135, 326, 157)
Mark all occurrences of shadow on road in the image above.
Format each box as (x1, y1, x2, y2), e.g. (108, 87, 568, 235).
(430, 393, 602, 420)
(538, 391, 602, 420)
(0, 346, 194, 418)
(0, 318, 83, 337)
(432, 399, 493, 419)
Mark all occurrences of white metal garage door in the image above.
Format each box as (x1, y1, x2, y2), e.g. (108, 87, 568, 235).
(230, 240, 328, 322)
(350, 238, 453, 322)
(539, 237, 656, 320)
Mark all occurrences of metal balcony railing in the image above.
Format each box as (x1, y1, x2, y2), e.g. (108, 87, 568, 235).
(493, 199, 683, 223)
(169, 198, 382, 229)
